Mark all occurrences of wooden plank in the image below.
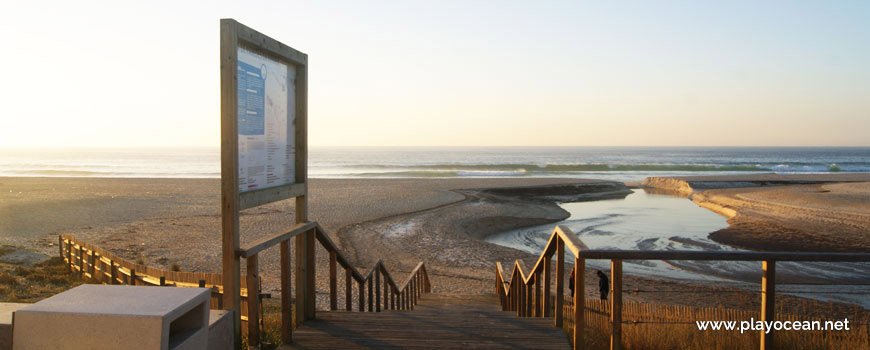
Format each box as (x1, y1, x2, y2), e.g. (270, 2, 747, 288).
(760, 260, 776, 350)
(543, 256, 551, 317)
(281, 239, 292, 344)
(358, 279, 365, 312)
(238, 221, 316, 257)
(219, 18, 243, 349)
(329, 250, 337, 311)
(577, 250, 870, 262)
(345, 268, 352, 311)
(610, 259, 622, 350)
(375, 269, 381, 312)
(239, 182, 306, 210)
(555, 238, 564, 327)
(368, 277, 374, 312)
(246, 255, 260, 348)
(574, 258, 584, 350)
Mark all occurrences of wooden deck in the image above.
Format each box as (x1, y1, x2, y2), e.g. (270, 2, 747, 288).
(282, 294, 570, 350)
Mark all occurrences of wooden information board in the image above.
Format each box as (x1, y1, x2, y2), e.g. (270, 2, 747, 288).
(220, 18, 308, 348)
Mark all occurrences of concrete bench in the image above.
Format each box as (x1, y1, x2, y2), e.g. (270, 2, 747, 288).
(0, 303, 29, 350)
(13, 285, 210, 350)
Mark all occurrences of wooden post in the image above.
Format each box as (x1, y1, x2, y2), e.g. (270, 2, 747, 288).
(109, 260, 117, 284)
(130, 269, 136, 286)
(375, 269, 381, 312)
(390, 287, 395, 310)
(329, 251, 337, 310)
(555, 238, 565, 327)
(534, 271, 542, 317)
(58, 236, 63, 259)
(382, 269, 388, 311)
(65, 240, 72, 271)
(296, 227, 314, 322)
(368, 276, 374, 312)
(246, 255, 260, 348)
(760, 260, 776, 350)
(574, 258, 585, 350)
(410, 279, 415, 309)
(345, 268, 352, 311)
(526, 279, 533, 317)
(160, 276, 166, 286)
(544, 256, 552, 317)
(281, 240, 292, 343)
(358, 279, 365, 312)
(200, 280, 207, 288)
(220, 20, 243, 349)
(78, 245, 84, 276)
(611, 259, 623, 350)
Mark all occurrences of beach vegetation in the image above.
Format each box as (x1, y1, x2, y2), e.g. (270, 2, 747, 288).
(0, 252, 88, 303)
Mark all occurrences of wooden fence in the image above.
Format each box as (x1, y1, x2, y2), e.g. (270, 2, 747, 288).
(495, 225, 870, 350)
(58, 234, 265, 336)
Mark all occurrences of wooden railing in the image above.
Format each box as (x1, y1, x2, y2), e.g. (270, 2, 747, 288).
(236, 221, 431, 348)
(495, 225, 870, 350)
(58, 235, 266, 333)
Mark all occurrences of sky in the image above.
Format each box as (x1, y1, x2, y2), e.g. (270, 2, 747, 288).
(1, 0, 868, 148)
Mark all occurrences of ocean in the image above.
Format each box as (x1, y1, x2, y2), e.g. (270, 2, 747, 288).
(2, 147, 869, 182)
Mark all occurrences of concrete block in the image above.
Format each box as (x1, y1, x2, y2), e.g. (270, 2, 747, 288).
(207, 310, 233, 350)
(13, 284, 210, 350)
(0, 303, 30, 350)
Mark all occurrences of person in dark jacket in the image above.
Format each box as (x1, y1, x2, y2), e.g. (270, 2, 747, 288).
(597, 270, 609, 300)
(568, 268, 575, 297)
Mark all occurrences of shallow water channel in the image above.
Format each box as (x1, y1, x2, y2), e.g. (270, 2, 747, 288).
(486, 189, 870, 308)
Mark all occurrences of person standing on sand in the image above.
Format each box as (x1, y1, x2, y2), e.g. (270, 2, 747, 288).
(568, 268, 575, 297)
(597, 270, 609, 300)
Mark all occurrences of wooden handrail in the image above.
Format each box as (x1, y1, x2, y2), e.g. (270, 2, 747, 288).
(238, 221, 318, 257)
(495, 225, 870, 350)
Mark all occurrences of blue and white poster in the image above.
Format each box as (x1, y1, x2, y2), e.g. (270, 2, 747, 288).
(237, 47, 296, 192)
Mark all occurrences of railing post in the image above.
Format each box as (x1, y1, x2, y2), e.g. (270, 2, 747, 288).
(58, 236, 63, 260)
(555, 238, 564, 327)
(383, 269, 389, 310)
(329, 251, 337, 310)
(246, 254, 260, 349)
(109, 260, 117, 284)
(65, 240, 72, 272)
(130, 269, 136, 286)
(526, 279, 532, 317)
(345, 268, 352, 311)
(574, 257, 585, 350)
(78, 245, 84, 276)
(761, 260, 776, 350)
(410, 278, 416, 309)
(375, 269, 381, 312)
(281, 240, 293, 343)
(368, 277, 374, 312)
(534, 271, 542, 317)
(296, 228, 315, 323)
(359, 279, 365, 312)
(544, 255, 551, 317)
(391, 287, 396, 310)
(611, 259, 623, 350)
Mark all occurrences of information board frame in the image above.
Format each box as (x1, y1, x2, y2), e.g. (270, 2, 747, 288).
(220, 18, 308, 348)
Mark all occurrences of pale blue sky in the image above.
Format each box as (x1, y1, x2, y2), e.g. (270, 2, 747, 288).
(1, 1, 868, 147)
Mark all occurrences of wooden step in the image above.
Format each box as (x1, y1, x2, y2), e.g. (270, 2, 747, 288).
(281, 294, 570, 349)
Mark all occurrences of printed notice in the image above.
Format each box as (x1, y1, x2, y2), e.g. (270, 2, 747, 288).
(237, 47, 296, 193)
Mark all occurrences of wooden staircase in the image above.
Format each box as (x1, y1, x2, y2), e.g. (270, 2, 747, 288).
(282, 294, 570, 349)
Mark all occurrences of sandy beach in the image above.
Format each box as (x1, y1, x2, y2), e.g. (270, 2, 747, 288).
(2, 174, 870, 314)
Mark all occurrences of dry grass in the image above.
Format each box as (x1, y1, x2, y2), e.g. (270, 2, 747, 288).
(0, 254, 88, 303)
(560, 296, 870, 350)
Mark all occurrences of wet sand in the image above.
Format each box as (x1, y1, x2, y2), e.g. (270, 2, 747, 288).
(642, 174, 870, 252)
